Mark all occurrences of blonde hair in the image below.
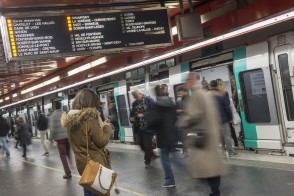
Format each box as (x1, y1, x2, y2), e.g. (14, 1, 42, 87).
(16, 116, 24, 123)
(216, 79, 226, 96)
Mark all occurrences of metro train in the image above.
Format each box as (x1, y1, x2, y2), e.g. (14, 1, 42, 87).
(2, 30, 294, 156)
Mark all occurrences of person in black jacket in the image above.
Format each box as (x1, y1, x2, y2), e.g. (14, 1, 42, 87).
(0, 112, 10, 157)
(36, 105, 49, 155)
(148, 85, 186, 188)
(130, 90, 155, 168)
(210, 80, 237, 157)
(16, 116, 31, 158)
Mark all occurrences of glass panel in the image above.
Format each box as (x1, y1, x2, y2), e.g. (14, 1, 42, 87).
(138, 68, 145, 75)
(157, 61, 166, 69)
(239, 69, 271, 123)
(116, 95, 129, 126)
(149, 64, 157, 72)
(125, 71, 131, 79)
(166, 58, 175, 67)
(278, 54, 294, 121)
(131, 70, 138, 77)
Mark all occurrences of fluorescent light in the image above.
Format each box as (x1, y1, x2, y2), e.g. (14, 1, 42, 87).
(5, 97, 10, 100)
(12, 93, 18, 98)
(172, 26, 178, 35)
(91, 57, 107, 67)
(68, 57, 107, 76)
(0, 99, 3, 103)
(79, 63, 91, 71)
(1, 9, 293, 109)
(21, 76, 60, 95)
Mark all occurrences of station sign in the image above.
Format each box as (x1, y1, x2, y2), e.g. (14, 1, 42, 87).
(1, 8, 172, 61)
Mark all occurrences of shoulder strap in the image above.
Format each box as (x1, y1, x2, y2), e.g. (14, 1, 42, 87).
(85, 121, 90, 161)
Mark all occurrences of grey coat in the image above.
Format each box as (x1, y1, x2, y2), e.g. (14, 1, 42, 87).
(49, 109, 68, 141)
(179, 89, 228, 178)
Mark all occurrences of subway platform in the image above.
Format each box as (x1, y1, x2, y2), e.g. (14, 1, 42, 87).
(1, 139, 294, 196)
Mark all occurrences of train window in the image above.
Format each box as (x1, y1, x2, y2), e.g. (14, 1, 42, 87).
(278, 53, 294, 121)
(125, 72, 131, 79)
(116, 95, 129, 126)
(166, 58, 175, 67)
(150, 70, 169, 82)
(149, 64, 157, 72)
(239, 69, 271, 123)
(138, 68, 145, 75)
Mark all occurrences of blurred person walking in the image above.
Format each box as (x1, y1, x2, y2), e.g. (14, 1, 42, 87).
(49, 101, 72, 179)
(15, 116, 31, 158)
(179, 72, 227, 196)
(36, 105, 49, 156)
(130, 90, 156, 168)
(0, 111, 10, 157)
(148, 85, 186, 188)
(61, 89, 112, 196)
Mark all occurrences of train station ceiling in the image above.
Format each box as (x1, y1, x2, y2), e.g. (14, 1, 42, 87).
(0, 0, 208, 97)
(0, 0, 293, 106)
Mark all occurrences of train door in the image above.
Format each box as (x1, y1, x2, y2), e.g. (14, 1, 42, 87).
(234, 42, 281, 150)
(270, 32, 294, 144)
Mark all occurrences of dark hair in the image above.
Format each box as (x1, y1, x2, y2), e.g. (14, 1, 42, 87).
(72, 88, 99, 110)
(55, 101, 61, 110)
(154, 85, 165, 97)
(210, 80, 218, 88)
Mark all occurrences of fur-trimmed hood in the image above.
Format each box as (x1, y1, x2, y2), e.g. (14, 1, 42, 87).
(61, 108, 101, 130)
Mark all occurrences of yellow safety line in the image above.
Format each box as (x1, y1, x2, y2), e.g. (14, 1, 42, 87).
(21, 159, 146, 196)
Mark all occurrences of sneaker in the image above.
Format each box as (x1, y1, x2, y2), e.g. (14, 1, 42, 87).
(161, 183, 176, 188)
(63, 174, 72, 179)
(43, 152, 49, 156)
(144, 164, 151, 169)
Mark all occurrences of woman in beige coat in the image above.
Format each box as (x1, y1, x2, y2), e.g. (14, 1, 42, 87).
(61, 89, 112, 196)
(179, 73, 227, 196)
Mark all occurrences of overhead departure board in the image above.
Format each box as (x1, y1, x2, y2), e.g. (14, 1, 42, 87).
(2, 8, 172, 61)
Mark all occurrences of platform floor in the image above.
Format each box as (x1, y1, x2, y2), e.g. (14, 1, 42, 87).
(1, 139, 294, 196)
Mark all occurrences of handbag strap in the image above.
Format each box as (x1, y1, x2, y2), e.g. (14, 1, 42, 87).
(85, 121, 90, 161)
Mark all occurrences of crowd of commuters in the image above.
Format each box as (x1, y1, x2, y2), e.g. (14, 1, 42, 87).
(0, 72, 242, 196)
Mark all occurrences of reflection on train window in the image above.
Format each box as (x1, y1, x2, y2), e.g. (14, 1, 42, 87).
(150, 70, 169, 82)
(149, 64, 157, 72)
(173, 83, 185, 102)
(149, 58, 175, 73)
(278, 53, 294, 121)
(125, 72, 131, 79)
(239, 69, 271, 123)
(116, 95, 129, 126)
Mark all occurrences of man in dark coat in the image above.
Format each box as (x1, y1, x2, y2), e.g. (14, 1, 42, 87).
(148, 86, 185, 188)
(36, 105, 49, 155)
(0, 112, 10, 157)
(130, 90, 155, 168)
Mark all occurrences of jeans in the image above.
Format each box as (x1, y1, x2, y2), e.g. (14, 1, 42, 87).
(0, 137, 10, 156)
(207, 176, 221, 196)
(221, 123, 235, 155)
(57, 138, 71, 175)
(83, 188, 97, 196)
(160, 146, 187, 185)
(40, 131, 49, 153)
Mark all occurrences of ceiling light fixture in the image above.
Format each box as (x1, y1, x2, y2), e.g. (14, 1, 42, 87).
(1, 9, 293, 109)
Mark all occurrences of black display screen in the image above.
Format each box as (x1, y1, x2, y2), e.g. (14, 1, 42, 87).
(4, 8, 172, 60)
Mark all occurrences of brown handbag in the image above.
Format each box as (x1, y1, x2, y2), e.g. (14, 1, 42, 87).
(79, 121, 117, 195)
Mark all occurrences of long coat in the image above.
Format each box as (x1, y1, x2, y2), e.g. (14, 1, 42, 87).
(179, 89, 227, 178)
(61, 108, 111, 175)
(17, 122, 32, 146)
